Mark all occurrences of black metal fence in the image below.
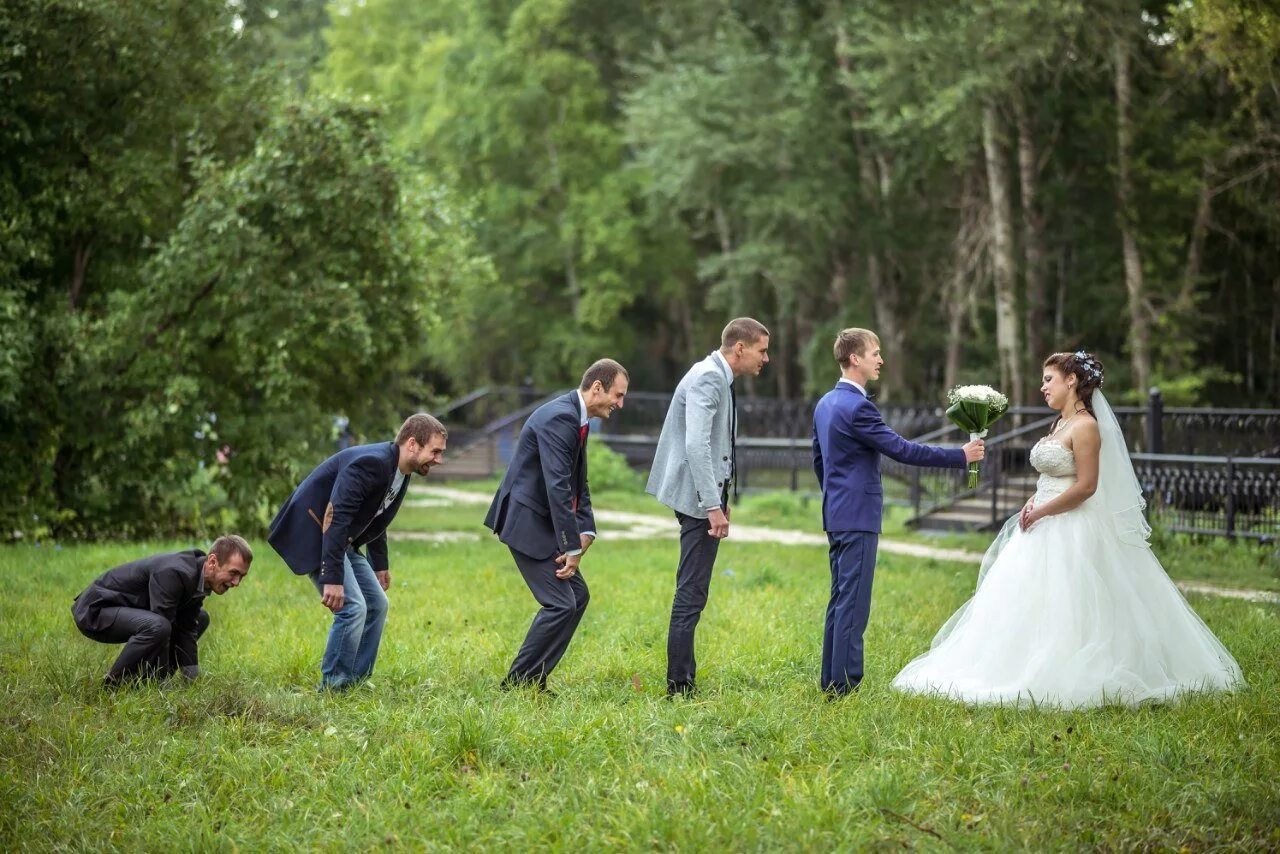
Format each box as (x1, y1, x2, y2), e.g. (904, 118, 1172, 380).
(1112, 390, 1280, 457)
(436, 385, 1279, 541)
(1132, 453, 1280, 541)
(434, 386, 549, 448)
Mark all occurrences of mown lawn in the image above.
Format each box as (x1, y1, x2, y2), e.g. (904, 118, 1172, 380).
(1, 502, 1277, 849)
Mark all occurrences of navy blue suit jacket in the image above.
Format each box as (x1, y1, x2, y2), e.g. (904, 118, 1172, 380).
(812, 383, 966, 533)
(268, 442, 409, 585)
(483, 391, 594, 560)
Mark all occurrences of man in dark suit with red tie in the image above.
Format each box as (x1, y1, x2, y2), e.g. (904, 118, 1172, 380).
(484, 359, 629, 693)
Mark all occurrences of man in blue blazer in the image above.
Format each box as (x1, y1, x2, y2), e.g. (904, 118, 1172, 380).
(484, 359, 629, 692)
(269, 413, 447, 690)
(812, 328, 984, 696)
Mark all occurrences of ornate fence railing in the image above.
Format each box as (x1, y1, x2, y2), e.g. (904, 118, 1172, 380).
(1132, 454, 1280, 541)
(432, 386, 552, 450)
(603, 393, 1031, 442)
(1111, 391, 1280, 457)
(429, 385, 1278, 540)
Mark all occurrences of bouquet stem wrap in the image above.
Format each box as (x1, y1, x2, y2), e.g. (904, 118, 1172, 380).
(967, 431, 987, 488)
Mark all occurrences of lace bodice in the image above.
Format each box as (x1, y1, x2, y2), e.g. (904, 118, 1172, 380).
(1030, 438, 1077, 498)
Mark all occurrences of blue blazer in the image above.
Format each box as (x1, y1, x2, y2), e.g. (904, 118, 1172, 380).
(484, 391, 594, 560)
(812, 383, 966, 533)
(268, 442, 409, 585)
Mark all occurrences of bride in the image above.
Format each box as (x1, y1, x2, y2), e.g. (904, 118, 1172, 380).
(892, 351, 1243, 708)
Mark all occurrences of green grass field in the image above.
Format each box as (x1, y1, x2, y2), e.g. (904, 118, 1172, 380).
(2, 494, 1278, 849)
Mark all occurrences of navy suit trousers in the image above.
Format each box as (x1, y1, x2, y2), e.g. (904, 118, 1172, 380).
(507, 546, 589, 685)
(821, 531, 879, 693)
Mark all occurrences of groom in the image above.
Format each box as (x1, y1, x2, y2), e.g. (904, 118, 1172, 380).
(812, 328, 983, 696)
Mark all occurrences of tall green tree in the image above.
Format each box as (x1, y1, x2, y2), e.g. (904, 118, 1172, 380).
(0, 1, 439, 537)
(322, 0, 668, 387)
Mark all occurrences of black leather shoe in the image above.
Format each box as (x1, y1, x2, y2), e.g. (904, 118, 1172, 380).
(500, 676, 556, 697)
(822, 683, 860, 700)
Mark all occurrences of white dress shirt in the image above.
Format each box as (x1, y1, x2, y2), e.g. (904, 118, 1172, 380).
(567, 390, 596, 555)
(839, 377, 867, 396)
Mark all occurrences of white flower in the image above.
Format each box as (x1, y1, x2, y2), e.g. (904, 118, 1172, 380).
(947, 384, 1009, 408)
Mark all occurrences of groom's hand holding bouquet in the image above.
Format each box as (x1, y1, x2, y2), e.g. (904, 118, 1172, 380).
(946, 385, 1009, 488)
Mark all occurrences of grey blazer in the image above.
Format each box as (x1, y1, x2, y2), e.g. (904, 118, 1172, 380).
(646, 353, 735, 519)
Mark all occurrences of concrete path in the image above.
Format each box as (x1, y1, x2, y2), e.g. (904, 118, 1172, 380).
(396, 486, 1279, 605)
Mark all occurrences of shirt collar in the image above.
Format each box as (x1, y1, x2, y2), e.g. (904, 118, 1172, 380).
(575, 389, 589, 427)
(838, 377, 867, 396)
(710, 350, 734, 385)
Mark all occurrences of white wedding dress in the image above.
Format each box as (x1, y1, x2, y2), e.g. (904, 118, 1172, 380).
(892, 392, 1243, 708)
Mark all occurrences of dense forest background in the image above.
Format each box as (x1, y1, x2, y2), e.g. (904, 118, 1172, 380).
(3, 0, 1277, 536)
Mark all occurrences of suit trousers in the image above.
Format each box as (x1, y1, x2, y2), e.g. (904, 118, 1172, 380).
(666, 509, 723, 691)
(821, 531, 879, 693)
(507, 546, 589, 686)
(74, 606, 209, 681)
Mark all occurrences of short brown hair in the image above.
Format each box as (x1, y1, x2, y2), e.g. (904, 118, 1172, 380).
(210, 534, 253, 566)
(834, 328, 880, 368)
(721, 317, 770, 350)
(396, 413, 448, 446)
(580, 358, 629, 392)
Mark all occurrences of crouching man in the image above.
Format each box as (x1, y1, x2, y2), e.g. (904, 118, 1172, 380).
(71, 535, 252, 686)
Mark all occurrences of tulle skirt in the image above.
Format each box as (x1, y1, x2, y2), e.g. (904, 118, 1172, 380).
(891, 495, 1244, 708)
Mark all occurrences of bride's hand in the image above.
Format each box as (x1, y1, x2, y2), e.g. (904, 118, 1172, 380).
(1019, 498, 1036, 531)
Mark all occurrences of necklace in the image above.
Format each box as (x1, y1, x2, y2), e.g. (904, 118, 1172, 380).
(1049, 406, 1087, 437)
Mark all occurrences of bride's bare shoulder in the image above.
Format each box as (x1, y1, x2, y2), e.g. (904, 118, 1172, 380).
(1060, 413, 1099, 449)
(1067, 415, 1100, 448)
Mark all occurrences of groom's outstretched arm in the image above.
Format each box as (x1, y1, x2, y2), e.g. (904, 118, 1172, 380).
(851, 403, 967, 468)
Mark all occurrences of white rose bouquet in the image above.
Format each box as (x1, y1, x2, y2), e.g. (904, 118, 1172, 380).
(946, 385, 1009, 488)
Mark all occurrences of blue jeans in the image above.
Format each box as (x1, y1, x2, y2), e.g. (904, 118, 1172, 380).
(310, 549, 388, 690)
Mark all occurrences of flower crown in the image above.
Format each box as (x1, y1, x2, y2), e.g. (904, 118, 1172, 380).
(1071, 350, 1104, 386)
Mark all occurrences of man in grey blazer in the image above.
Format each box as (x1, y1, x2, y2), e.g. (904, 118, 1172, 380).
(647, 318, 770, 695)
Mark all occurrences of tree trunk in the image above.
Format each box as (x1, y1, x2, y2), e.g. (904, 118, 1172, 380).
(945, 165, 986, 391)
(1014, 92, 1048, 386)
(68, 239, 92, 310)
(1270, 275, 1279, 401)
(856, 143, 906, 402)
(834, 19, 902, 401)
(1113, 34, 1152, 394)
(982, 103, 1023, 402)
(544, 104, 579, 314)
(1180, 162, 1213, 310)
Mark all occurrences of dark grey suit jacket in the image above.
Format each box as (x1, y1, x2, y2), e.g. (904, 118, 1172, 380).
(71, 549, 209, 666)
(483, 391, 594, 560)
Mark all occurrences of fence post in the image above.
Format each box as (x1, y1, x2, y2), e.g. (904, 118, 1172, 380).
(911, 467, 922, 518)
(1225, 455, 1236, 539)
(990, 448, 1000, 528)
(1147, 387, 1164, 454)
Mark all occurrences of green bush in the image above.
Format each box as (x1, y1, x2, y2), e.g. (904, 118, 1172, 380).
(587, 440, 643, 493)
